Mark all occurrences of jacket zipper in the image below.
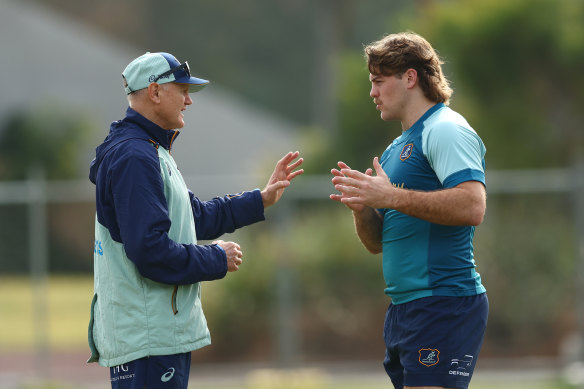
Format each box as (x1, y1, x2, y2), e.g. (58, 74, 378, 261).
(169, 131, 179, 154)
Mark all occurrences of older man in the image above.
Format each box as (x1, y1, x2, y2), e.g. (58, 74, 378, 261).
(88, 52, 303, 388)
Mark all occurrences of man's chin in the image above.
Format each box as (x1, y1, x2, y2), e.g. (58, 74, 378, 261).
(380, 112, 395, 122)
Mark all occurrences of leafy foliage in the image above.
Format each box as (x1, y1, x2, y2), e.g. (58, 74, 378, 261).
(405, 0, 584, 168)
(0, 106, 93, 180)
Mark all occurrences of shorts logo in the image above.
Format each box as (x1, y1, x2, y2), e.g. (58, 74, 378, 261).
(400, 143, 413, 161)
(110, 364, 135, 382)
(449, 355, 473, 377)
(419, 348, 440, 367)
(161, 367, 175, 382)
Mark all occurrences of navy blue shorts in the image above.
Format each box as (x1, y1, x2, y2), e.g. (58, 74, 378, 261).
(383, 294, 488, 389)
(110, 352, 191, 389)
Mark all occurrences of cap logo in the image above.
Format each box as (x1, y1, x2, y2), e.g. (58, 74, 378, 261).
(149, 74, 172, 82)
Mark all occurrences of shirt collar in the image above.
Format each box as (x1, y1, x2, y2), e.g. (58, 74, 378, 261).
(123, 107, 180, 150)
(407, 103, 445, 133)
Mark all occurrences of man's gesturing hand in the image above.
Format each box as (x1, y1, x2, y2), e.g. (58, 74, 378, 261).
(331, 157, 394, 210)
(330, 161, 374, 212)
(261, 151, 304, 208)
(213, 240, 243, 272)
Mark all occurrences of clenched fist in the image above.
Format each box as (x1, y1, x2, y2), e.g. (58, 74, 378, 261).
(213, 240, 243, 272)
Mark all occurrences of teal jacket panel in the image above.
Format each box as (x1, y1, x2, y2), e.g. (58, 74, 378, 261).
(89, 148, 212, 367)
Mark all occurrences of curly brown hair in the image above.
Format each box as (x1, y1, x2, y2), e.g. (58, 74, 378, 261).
(364, 32, 453, 105)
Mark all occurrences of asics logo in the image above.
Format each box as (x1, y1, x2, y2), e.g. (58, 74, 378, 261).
(161, 367, 175, 382)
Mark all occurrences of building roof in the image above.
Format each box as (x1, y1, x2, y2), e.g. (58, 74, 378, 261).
(0, 0, 299, 195)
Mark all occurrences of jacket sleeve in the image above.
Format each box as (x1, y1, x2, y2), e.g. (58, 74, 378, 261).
(190, 190, 266, 241)
(109, 143, 227, 285)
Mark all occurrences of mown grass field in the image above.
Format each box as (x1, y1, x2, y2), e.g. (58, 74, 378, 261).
(0, 275, 93, 350)
(0, 276, 573, 389)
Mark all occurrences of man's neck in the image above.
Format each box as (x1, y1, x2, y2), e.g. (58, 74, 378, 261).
(129, 103, 171, 130)
(401, 98, 437, 132)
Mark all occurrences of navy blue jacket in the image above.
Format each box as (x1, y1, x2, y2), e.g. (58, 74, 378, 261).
(89, 107, 265, 285)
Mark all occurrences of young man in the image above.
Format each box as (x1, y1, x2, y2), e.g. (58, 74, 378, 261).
(88, 52, 303, 388)
(330, 32, 488, 389)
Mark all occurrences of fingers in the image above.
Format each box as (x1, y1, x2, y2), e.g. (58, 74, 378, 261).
(331, 163, 372, 212)
(287, 168, 304, 181)
(332, 173, 364, 189)
(332, 175, 361, 199)
(372, 156, 386, 177)
(331, 161, 359, 203)
(278, 151, 294, 165)
(331, 168, 344, 177)
(329, 193, 343, 202)
(332, 160, 370, 181)
(333, 158, 380, 187)
(271, 152, 303, 186)
(283, 154, 304, 181)
(279, 151, 302, 168)
(340, 196, 365, 206)
(269, 180, 290, 192)
(334, 160, 378, 177)
(214, 240, 243, 272)
(337, 161, 351, 170)
(339, 168, 369, 180)
(227, 245, 243, 272)
(333, 183, 361, 197)
(287, 157, 304, 171)
(331, 193, 366, 213)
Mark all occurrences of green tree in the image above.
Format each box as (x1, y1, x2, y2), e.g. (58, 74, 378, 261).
(407, 0, 584, 169)
(306, 0, 584, 172)
(0, 106, 93, 180)
(0, 107, 94, 274)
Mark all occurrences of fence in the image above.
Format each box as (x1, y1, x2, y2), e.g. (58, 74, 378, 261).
(0, 164, 583, 377)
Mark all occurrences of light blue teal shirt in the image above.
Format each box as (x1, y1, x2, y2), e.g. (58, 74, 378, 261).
(378, 103, 487, 304)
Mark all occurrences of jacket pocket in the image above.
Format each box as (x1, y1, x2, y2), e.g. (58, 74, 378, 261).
(87, 294, 100, 363)
(171, 285, 179, 315)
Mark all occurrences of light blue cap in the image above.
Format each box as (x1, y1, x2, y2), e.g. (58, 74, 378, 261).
(122, 52, 209, 95)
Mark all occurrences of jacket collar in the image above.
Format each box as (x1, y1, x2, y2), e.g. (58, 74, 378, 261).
(123, 107, 180, 150)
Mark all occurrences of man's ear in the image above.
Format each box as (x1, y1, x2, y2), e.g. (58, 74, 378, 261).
(147, 82, 162, 103)
(404, 68, 418, 89)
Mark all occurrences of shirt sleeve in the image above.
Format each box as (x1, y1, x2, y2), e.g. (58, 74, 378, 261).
(423, 122, 486, 188)
(109, 143, 227, 285)
(190, 189, 266, 241)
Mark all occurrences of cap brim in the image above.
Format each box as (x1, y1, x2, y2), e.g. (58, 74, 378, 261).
(174, 75, 209, 93)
